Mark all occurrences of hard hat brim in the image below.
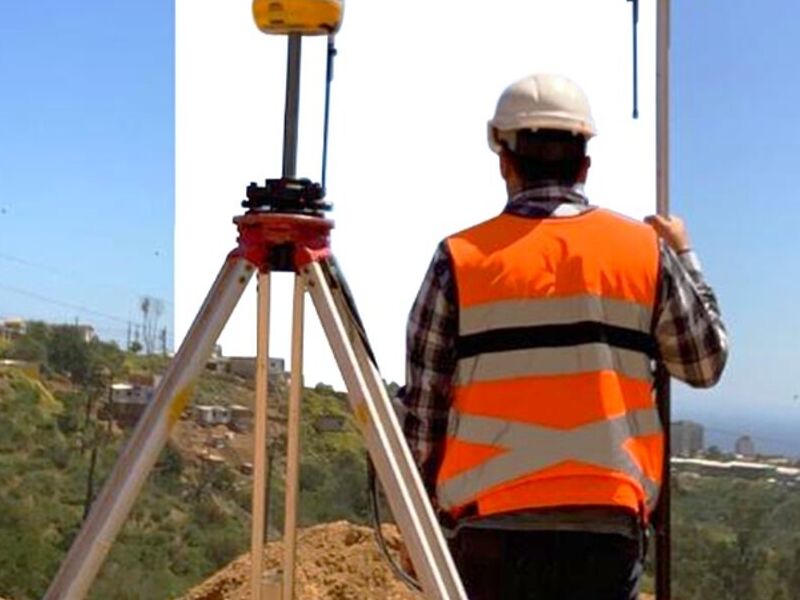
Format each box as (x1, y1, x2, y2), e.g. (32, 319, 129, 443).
(488, 118, 597, 154)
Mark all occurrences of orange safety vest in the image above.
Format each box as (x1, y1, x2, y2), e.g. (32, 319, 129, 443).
(437, 207, 663, 521)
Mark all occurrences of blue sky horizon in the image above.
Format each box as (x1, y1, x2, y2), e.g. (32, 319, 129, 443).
(0, 1, 174, 346)
(1, 1, 798, 452)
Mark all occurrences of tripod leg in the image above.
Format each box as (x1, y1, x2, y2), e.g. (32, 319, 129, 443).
(282, 274, 305, 600)
(252, 271, 272, 600)
(303, 260, 467, 600)
(44, 257, 256, 600)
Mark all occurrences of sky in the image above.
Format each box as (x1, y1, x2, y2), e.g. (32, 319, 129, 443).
(0, 1, 174, 345)
(2, 1, 799, 454)
(668, 1, 800, 451)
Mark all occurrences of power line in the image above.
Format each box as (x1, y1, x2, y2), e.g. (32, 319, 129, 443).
(0, 282, 134, 325)
(0, 250, 173, 307)
(0, 291, 173, 350)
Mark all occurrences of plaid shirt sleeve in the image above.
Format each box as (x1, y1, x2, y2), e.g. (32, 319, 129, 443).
(397, 241, 458, 494)
(654, 244, 729, 387)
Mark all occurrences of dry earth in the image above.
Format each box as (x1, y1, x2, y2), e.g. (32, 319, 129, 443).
(179, 521, 656, 600)
(179, 521, 421, 600)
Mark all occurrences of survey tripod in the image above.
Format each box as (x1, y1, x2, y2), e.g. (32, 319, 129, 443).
(44, 3, 467, 600)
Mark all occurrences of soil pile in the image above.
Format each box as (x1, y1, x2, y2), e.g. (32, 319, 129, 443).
(179, 521, 422, 600)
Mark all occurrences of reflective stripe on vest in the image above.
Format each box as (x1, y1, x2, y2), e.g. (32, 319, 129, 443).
(455, 292, 655, 385)
(436, 408, 661, 512)
(456, 343, 653, 385)
(459, 294, 653, 335)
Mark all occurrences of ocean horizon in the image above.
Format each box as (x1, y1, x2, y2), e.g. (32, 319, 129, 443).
(674, 403, 800, 459)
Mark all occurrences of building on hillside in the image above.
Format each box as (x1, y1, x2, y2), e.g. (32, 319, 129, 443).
(671, 420, 704, 457)
(229, 404, 253, 432)
(0, 317, 26, 341)
(194, 405, 215, 425)
(74, 325, 96, 343)
(193, 404, 250, 430)
(101, 381, 157, 426)
(193, 404, 231, 427)
(205, 344, 227, 372)
(205, 354, 287, 383)
(735, 435, 756, 458)
(228, 357, 257, 380)
(204, 355, 226, 373)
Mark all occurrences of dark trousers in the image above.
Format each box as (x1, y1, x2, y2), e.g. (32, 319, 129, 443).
(448, 528, 643, 600)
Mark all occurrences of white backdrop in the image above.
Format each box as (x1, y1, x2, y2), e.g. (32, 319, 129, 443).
(175, 0, 657, 388)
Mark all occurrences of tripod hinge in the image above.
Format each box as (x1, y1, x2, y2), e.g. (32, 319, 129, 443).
(232, 212, 334, 273)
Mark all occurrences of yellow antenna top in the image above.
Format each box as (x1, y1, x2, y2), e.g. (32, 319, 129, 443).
(252, 0, 344, 35)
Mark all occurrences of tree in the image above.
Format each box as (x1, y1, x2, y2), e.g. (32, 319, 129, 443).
(139, 296, 164, 355)
(48, 325, 91, 384)
(3, 320, 49, 364)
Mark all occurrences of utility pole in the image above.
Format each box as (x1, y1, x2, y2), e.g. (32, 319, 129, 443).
(83, 369, 111, 521)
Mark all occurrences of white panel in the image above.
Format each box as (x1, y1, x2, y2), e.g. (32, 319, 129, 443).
(176, 0, 657, 388)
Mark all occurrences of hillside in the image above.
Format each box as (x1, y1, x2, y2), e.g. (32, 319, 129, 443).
(3, 325, 800, 599)
(0, 326, 373, 600)
(0, 366, 252, 600)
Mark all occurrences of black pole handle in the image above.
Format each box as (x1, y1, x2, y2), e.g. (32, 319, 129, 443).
(321, 35, 337, 191)
(628, 0, 640, 119)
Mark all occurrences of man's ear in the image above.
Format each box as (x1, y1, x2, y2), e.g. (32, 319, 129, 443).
(500, 149, 515, 180)
(577, 155, 591, 183)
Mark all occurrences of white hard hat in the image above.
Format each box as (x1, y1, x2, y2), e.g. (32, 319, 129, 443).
(488, 74, 597, 153)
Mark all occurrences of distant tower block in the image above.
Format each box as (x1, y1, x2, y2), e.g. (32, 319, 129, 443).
(735, 435, 756, 458)
(671, 420, 704, 457)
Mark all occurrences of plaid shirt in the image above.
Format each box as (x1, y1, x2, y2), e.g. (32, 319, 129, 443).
(398, 183, 729, 502)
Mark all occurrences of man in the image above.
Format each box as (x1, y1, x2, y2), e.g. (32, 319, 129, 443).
(398, 74, 728, 599)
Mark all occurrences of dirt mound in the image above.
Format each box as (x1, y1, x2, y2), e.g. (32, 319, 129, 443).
(179, 521, 422, 600)
(179, 520, 657, 600)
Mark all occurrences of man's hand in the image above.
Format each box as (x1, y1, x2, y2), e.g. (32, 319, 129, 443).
(645, 214, 691, 253)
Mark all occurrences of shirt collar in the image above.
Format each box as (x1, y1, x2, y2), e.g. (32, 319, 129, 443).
(505, 181, 591, 218)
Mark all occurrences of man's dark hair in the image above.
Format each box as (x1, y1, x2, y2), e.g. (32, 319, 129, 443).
(507, 129, 588, 184)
